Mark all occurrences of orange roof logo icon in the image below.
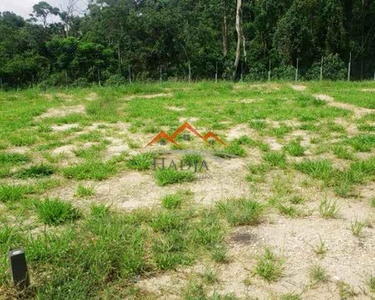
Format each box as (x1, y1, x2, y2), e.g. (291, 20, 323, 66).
(146, 122, 227, 147)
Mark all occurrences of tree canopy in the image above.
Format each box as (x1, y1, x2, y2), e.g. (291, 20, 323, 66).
(1, 0, 375, 88)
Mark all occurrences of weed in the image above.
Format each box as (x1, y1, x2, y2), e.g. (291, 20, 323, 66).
(0, 184, 32, 203)
(90, 204, 110, 217)
(254, 248, 284, 282)
(289, 195, 304, 204)
(37, 198, 81, 226)
(294, 159, 332, 182)
(155, 169, 195, 186)
(371, 197, 375, 208)
(319, 199, 339, 219)
(264, 151, 287, 168)
(350, 220, 365, 237)
(332, 145, 353, 160)
(210, 245, 228, 263)
(181, 153, 203, 166)
(0, 152, 29, 164)
(217, 198, 263, 226)
(215, 141, 246, 158)
(284, 140, 305, 157)
(127, 153, 154, 170)
(280, 293, 301, 300)
(277, 203, 300, 218)
(337, 281, 357, 299)
(313, 238, 328, 257)
(15, 164, 55, 179)
(161, 191, 190, 209)
(75, 185, 95, 198)
(201, 268, 219, 284)
(309, 264, 329, 284)
(63, 160, 116, 180)
(368, 275, 375, 293)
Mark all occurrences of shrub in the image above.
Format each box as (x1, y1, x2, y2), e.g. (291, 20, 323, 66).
(305, 54, 347, 81)
(106, 74, 127, 86)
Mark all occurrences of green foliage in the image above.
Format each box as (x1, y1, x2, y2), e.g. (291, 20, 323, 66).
(63, 160, 116, 180)
(155, 169, 195, 186)
(15, 164, 55, 179)
(306, 54, 347, 80)
(254, 248, 284, 282)
(37, 198, 81, 226)
(127, 153, 154, 171)
(217, 198, 263, 226)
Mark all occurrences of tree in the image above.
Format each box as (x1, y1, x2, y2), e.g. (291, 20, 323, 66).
(31, 1, 60, 28)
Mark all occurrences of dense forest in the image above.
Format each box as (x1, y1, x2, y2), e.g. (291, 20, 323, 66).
(1, 0, 375, 88)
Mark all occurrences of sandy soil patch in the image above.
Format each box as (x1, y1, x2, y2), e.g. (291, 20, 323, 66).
(51, 123, 80, 132)
(178, 117, 200, 124)
(37, 105, 86, 119)
(122, 93, 173, 101)
(85, 92, 98, 101)
(313, 94, 374, 118)
(264, 136, 283, 151)
(226, 124, 258, 141)
(52, 145, 77, 155)
(233, 83, 280, 91)
(5, 146, 30, 154)
(291, 84, 307, 91)
(361, 89, 375, 92)
(166, 106, 186, 112)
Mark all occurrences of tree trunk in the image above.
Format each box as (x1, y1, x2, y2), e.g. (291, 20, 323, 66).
(233, 0, 242, 78)
(222, 0, 228, 57)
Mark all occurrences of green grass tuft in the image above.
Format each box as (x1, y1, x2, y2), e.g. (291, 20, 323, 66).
(254, 248, 284, 282)
(217, 198, 263, 226)
(15, 164, 55, 179)
(37, 198, 81, 226)
(155, 169, 195, 186)
(0, 184, 32, 203)
(127, 153, 155, 170)
(264, 151, 287, 168)
(63, 160, 116, 180)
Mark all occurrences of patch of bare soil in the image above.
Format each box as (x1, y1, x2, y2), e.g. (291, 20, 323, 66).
(291, 84, 307, 91)
(264, 136, 283, 151)
(51, 123, 80, 132)
(122, 93, 173, 101)
(6, 146, 30, 154)
(52, 144, 77, 156)
(36, 105, 86, 119)
(313, 94, 374, 118)
(85, 92, 98, 101)
(178, 117, 200, 124)
(361, 88, 375, 92)
(226, 124, 259, 141)
(233, 83, 280, 91)
(166, 106, 186, 112)
(334, 118, 359, 136)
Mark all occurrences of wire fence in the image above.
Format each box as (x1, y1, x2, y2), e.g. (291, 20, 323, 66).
(1, 57, 375, 90)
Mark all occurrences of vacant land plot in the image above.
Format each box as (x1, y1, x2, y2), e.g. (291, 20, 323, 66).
(0, 81, 375, 299)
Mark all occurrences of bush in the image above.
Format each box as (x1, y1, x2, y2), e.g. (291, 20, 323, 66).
(305, 54, 347, 81)
(273, 65, 295, 80)
(71, 77, 90, 88)
(106, 74, 127, 86)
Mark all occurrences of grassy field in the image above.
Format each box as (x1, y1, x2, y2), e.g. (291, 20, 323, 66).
(0, 81, 375, 299)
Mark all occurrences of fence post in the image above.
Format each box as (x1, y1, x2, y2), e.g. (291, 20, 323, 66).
(65, 71, 68, 88)
(268, 60, 271, 82)
(240, 62, 243, 82)
(0, 78, 2, 90)
(295, 59, 299, 81)
(373, 71, 375, 81)
(215, 62, 218, 83)
(159, 66, 162, 83)
(320, 56, 324, 81)
(348, 52, 352, 82)
(188, 62, 191, 83)
(8, 249, 30, 289)
(97, 69, 101, 86)
(128, 65, 132, 83)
